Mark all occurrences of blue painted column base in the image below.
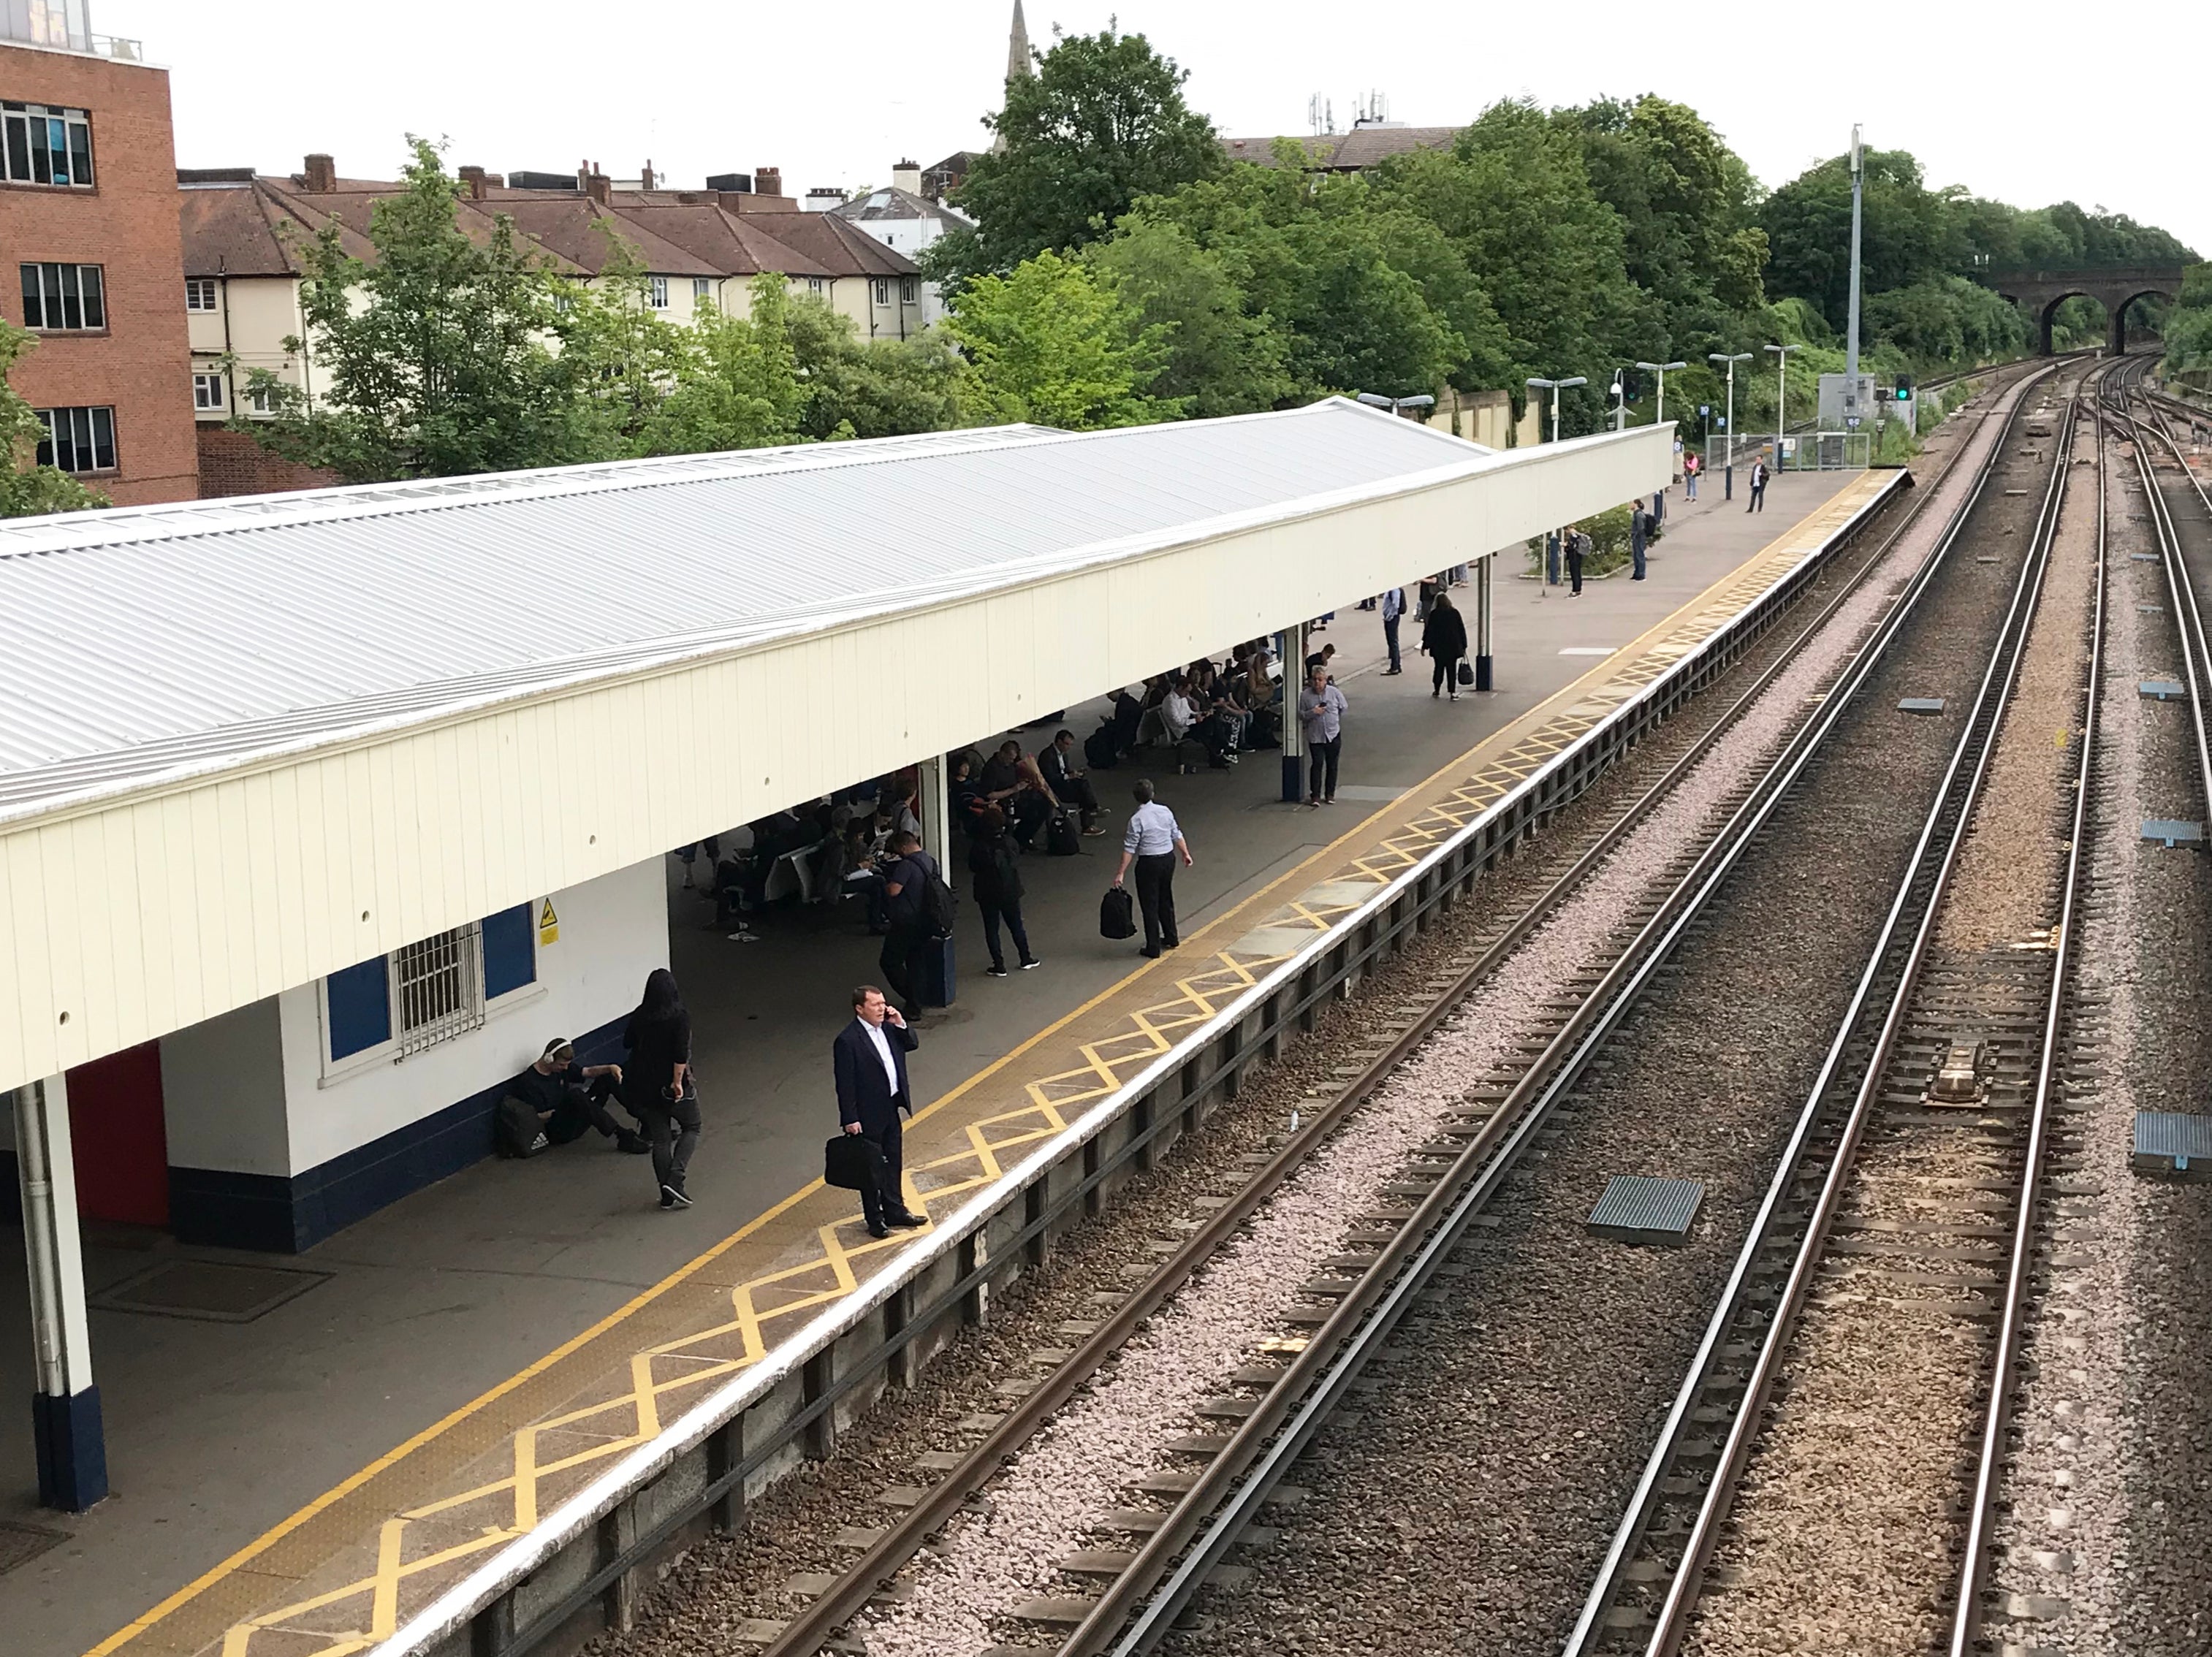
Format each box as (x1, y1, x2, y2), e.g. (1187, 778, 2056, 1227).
(1281, 753, 1304, 804)
(1475, 654, 1494, 692)
(33, 1385, 106, 1510)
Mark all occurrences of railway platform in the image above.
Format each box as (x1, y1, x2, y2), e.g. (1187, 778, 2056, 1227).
(1, 466, 1881, 1657)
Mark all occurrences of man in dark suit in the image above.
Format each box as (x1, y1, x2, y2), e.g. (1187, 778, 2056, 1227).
(834, 984, 929, 1238)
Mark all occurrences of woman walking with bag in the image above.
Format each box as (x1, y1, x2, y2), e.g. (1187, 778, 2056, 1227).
(966, 806, 1041, 977)
(1423, 592, 1469, 701)
(622, 967, 700, 1210)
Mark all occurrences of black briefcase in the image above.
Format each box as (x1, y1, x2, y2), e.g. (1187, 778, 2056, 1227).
(824, 1132, 887, 1192)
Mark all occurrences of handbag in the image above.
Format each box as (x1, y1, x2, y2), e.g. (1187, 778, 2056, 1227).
(1100, 885, 1136, 940)
(824, 1132, 888, 1192)
(1456, 660, 1475, 688)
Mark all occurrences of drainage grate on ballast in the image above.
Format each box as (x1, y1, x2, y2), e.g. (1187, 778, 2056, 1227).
(1588, 1175, 1705, 1245)
(2132, 1112, 2212, 1178)
(0, 1520, 66, 1574)
(91, 1259, 330, 1324)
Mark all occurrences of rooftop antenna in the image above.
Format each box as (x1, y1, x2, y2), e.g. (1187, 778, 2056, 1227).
(1307, 93, 1336, 136)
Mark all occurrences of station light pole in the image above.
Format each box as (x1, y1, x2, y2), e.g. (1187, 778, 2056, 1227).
(1766, 343, 1801, 468)
(1710, 351, 1751, 499)
(1635, 360, 1687, 430)
(1355, 390, 1437, 419)
(1526, 376, 1586, 601)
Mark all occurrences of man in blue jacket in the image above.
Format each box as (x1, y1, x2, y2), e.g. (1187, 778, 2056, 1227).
(835, 983, 929, 1238)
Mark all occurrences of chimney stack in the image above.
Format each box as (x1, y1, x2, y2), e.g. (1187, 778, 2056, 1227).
(458, 164, 488, 200)
(891, 158, 922, 194)
(585, 168, 611, 205)
(641, 159, 655, 191)
(303, 152, 335, 192)
(754, 165, 783, 199)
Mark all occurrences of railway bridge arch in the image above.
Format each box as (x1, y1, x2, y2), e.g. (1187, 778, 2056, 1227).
(1985, 264, 2189, 355)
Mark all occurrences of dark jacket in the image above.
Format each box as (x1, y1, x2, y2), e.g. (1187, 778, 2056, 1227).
(1424, 604, 1468, 660)
(835, 1016, 919, 1131)
(621, 1008, 691, 1110)
(966, 827, 1025, 907)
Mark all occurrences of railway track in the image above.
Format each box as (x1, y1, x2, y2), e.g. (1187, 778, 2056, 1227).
(1565, 354, 2120, 1657)
(712, 363, 2065, 1657)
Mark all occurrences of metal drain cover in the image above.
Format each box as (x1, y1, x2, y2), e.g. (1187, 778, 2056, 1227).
(1899, 698, 1947, 715)
(0, 1520, 66, 1574)
(2140, 680, 2188, 701)
(2133, 1113, 2212, 1178)
(2141, 820, 2206, 848)
(91, 1259, 330, 1324)
(1589, 1176, 1704, 1245)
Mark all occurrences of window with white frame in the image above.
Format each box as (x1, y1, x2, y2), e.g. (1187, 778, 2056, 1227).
(323, 905, 539, 1070)
(35, 405, 115, 473)
(647, 274, 669, 309)
(1, 102, 94, 188)
(900, 276, 918, 304)
(185, 276, 217, 311)
(191, 372, 224, 411)
(807, 276, 824, 294)
(20, 262, 103, 330)
(693, 276, 712, 301)
(248, 383, 276, 416)
(873, 278, 889, 306)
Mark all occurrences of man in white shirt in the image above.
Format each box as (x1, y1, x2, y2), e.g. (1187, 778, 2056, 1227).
(833, 985, 927, 1238)
(1111, 779, 1194, 958)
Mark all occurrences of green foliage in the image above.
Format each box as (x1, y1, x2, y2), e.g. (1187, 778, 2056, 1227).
(2162, 264, 2212, 376)
(243, 137, 593, 481)
(1082, 217, 1291, 417)
(554, 228, 694, 457)
(638, 274, 810, 454)
(787, 301, 972, 441)
(947, 250, 1177, 429)
(0, 323, 107, 516)
(949, 26, 1221, 279)
(1861, 276, 2026, 365)
(1761, 148, 1955, 331)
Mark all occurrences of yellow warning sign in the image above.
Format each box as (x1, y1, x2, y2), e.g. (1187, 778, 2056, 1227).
(538, 898, 559, 945)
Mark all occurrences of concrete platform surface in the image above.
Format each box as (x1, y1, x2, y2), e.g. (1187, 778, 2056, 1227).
(0, 471, 1871, 1657)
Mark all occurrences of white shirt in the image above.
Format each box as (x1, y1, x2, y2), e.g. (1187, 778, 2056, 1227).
(1124, 800, 1182, 857)
(859, 1017, 900, 1092)
(1162, 690, 1196, 740)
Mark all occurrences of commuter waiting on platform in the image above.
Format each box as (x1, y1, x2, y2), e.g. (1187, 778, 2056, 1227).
(966, 806, 1041, 975)
(1424, 591, 1469, 700)
(497, 1038, 648, 1157)
(834, 985, 927, 1239)
(878, 831, 942, 1018)
(1299, 663, 1349, 807)
(1039, 728, 1107, 834)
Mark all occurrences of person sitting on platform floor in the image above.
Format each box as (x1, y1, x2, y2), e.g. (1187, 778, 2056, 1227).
(1038, 728, 1108, 834)
(500, 1038, 648, 1156)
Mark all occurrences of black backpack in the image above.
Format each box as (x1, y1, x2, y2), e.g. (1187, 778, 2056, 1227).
(495, 1095, 547, 1159)
(921, 866, 957, 936)
(1085, 725, 1120, 769)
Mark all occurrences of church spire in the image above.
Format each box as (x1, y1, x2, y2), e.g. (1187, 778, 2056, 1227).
(1006, 0, 1033, 85)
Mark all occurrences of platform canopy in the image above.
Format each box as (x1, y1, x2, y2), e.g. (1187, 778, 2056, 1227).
(0, 398, 1667, 1092)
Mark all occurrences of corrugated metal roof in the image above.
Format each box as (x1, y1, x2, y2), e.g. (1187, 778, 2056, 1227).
(0, 400, 1495, 818)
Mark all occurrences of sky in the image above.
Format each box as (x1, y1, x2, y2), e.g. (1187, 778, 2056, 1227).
(101, 0, 2208, 258)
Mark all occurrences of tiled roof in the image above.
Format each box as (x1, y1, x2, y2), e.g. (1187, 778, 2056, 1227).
(832, 184, 974, 228)
(609, 202, 834, 279)
(484, 196, 721, 277)
(742, 212, 921, 278)
(1220, 126, 1463, 170)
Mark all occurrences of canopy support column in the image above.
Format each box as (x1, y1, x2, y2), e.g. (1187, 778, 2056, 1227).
(1475, 556, 1494, 692)
(1280, 621, 1308, 802)
(13, 1075, 104, 1511)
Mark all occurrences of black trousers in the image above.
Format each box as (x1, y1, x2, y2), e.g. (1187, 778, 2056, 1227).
(1052, 773, 1102, 826)
(1748, 481, 1766, 512)
(1135, 852, 1179, 951)
(980, 897, 1032, 970)
(854, 1115, 907, 1228)
(880, 923, 926, 1012)
(1383, 614, 1402, 670)
(636, 1093, 701, 1190)
(545, 1075, 631, 1146)
(1432, 652, 1464, 694)
(1308, 737, 1341, 801)
(1567, 551, 1584, 594)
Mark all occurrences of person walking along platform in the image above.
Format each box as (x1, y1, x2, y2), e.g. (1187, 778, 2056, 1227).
(1747, 456, 1769, 513)
(966, 805, 1040, 976)
(1380, 585, 1406, 674)
(835, 985, 927, 1238)
(1112, 780, 1193, 959)
(1424, 591, 1468, 701)
(1298, 663, 1348, 807)
(621, 968, 699, 1210)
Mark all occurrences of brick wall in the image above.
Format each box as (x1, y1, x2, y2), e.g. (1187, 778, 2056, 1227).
(195, 424, 338, 498)
(0, 42, 197, 504)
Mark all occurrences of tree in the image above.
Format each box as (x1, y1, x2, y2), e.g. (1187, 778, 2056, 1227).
(1760, 148, 1954, 332)
(553, 228, 693, 457)
(2162, 264, 2212, 376)
(0, 323, 106, 515)
(783, 298, 971, 441)
(242, 137, 593, 481)
(637, 273, 810, 454)
(950, 26, 1221, 279)
(1083, 217, 1291, 417)
(947, 251, 1177, 429)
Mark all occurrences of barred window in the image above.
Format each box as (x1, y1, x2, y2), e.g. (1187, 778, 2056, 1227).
(21, 262, 103, 329)
(392, 923, 484, 1057)
(35, 405, 115, 473)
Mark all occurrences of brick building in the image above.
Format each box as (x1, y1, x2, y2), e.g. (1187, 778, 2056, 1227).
(1, 20, 197, 505)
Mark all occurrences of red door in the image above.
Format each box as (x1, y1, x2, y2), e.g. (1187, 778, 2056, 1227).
(65, 1041, 170, 1228)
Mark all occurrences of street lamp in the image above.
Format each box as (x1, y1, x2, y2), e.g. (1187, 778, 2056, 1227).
(1635, 360, 1687, 430)
(1765, 343, 1801, 467)
(1527, 376, 1588, 594)
(1709, 351, 1752, 498)
(1356, 391, 1437, 418)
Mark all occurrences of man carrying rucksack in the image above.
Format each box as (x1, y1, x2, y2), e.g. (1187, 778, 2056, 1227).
(879, 830, 947, 1019)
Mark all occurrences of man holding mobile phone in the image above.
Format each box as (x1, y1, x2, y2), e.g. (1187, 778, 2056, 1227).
(833, 984, 928, 1239)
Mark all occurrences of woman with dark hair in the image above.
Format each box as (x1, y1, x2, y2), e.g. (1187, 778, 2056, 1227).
(965, 805, 1040, 977)
(623, 967, 699, 1209)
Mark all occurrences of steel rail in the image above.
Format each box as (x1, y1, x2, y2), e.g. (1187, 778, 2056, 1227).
(2115, 367, 2212, 815)
(1558, 351, 2073, 1657)
(1632, 356, 2095, 1657)
(1057, 361, 2068, 1657)
(1946, 366, 2113, 1656)
(753, 389, 1940, 1657)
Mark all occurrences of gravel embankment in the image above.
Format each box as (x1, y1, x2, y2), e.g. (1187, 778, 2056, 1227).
(1984, 411, 2212, 1657)
(1684, 384, 2101, 1656)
